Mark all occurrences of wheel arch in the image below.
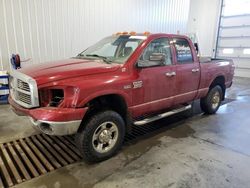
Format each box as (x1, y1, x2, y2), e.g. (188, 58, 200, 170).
(209, 75, 226, 100)
(77, 93, 132, 133)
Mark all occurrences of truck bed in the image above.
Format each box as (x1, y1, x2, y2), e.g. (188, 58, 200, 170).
(199, 57, 234, 91)
(199, 56, 232, 64)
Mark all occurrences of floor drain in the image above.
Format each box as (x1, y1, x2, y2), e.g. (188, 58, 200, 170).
(0, 135, 81, 188)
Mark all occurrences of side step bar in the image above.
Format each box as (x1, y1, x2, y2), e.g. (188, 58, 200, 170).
(134, 104, 192, 126)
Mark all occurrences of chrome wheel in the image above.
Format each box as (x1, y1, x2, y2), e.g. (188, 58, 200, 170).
(92, 121, 119, 153)
(211, 91, 220, 109)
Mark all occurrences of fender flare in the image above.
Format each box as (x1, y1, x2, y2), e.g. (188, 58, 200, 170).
(78, 89, 132, 108)
(208, 74, 226, 88)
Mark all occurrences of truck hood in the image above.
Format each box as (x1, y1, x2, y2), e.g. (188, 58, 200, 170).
(19, 58, 120, 85)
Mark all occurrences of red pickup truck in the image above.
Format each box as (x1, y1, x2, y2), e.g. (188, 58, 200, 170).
(9, 33, 234, 162)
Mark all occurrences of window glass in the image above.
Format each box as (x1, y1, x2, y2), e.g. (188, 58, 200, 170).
(94, 43, 117, 57)
(223, 48, 234, 54)
(243, 48, 250, 55)
(223, 0, 250, 16)
(78, 35, 144, 64)
(117, 41, 140, 58)
(173, 38, 193, 63)
(125, 41, 139, 51)
(140, 38, 172, 65)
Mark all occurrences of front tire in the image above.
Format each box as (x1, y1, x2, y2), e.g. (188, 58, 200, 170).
(200, 85, 223, 114)
(75, 110, 125, 163)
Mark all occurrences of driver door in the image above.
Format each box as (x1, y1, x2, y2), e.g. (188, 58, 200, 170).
(131, 37, 176, 117)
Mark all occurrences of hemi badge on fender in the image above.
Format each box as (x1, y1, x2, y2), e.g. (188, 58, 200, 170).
(133, 81, 143, 89)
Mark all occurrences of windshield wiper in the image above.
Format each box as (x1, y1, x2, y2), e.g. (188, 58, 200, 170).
(85, 54, 112, 64)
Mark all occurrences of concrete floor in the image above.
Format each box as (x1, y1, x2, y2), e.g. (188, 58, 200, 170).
(1, 77, 250, 188)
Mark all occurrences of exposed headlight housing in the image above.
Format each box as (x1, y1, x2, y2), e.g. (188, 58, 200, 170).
(39, 88, 64, 107)
(39, 86, 79, 108)
(50, 89, 64, 107)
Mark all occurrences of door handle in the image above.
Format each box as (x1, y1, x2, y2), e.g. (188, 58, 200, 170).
(165, 71, 176, 77)
(191, 68, 199, 73)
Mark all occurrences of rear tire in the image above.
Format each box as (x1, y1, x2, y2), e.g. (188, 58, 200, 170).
(200, 85, 223, 114)
(75, 110, 125, 163)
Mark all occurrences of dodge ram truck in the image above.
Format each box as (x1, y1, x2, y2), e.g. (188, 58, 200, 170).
(9, 32, 234, 162)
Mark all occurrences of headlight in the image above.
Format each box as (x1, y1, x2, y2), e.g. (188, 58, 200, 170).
(50, 89, 64, 107)
(39, 88, 64, 107)
(39, 86, 78, 107)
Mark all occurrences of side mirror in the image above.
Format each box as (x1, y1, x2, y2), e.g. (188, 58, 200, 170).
(149, 53, 165, 62)
(137, 53, 165, 68)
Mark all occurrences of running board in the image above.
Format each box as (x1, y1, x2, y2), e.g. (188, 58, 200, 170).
(134, 104, 192, 126)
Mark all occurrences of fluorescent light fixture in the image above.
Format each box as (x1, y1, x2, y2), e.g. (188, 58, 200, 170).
(223, 48, 234, 54)
(243, 48, 250, 54)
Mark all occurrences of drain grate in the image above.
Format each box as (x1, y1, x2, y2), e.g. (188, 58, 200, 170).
(0, 134, 81, 188)
(0, 98, 235, 187)
(0, 119, 192, 188)
(0, 122, 184, 188)
(0, 176, 3, 188)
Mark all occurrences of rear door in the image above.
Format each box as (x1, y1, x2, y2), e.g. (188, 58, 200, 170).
(172, 37, 200, 104)
(131, 37, 176, 117)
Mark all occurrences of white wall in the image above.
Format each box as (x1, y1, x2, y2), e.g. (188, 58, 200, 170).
(0, 0, 190, 71)
(187, 0, 221, 57)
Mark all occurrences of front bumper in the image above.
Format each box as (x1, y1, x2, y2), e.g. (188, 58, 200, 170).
(29, 118, 82, 135)
(9, 96, 88, 135)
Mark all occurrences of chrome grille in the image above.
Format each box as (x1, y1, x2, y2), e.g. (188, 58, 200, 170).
(9, 70, 39, 108)
(16, 91, 32, 104)
(17, 79, 30, 92)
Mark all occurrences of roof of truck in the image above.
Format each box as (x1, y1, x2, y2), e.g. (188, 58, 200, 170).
(113, 31, 189, 39)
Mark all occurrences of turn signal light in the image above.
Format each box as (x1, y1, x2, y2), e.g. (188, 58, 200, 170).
(143, 31, 150, 36)
(129, 31, 137, 35)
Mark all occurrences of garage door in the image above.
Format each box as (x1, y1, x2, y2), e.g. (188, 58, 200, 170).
(216, 0, 250, 77)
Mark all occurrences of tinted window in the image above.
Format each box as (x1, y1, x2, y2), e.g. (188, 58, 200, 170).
(140, 38, 172, 65)
(173, 38, 193, 63)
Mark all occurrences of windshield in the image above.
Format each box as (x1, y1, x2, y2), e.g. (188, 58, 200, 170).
(77, 35, 145, 64)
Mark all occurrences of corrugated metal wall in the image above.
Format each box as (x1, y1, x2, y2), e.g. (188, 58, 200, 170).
(0, 0, 190, 71)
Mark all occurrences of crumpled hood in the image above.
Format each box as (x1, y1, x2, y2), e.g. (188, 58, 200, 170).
(19, 58, 120, 85)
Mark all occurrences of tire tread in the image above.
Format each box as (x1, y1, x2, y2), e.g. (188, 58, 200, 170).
(200, 85, 223, 114)
(75, 110, 125, 163)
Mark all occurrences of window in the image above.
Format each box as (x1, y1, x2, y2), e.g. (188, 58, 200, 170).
(223, 0, 250, 16)
(93, 43, 117, 57)
(140, 38, 172, 65)
(173, 38, 193, 63)
(243, 48, 250, 55)
(117, 41, 140, 58)
(223, 48, 234, 54)
(78, 35, 144, 64)
(125, 41, 139, 51)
